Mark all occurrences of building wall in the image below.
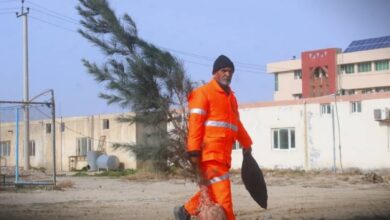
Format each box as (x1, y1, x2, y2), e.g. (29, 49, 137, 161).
(0, 120, 50, 170)
(235, 93, 390, 170)
(274, 71, 302, 100)
(268, 47, 390, 100)
(0, 112, 138, 171)
(59, 113, 138, 171)
(301, 48, 338, 98)
(267, 59, 302, 100)
(338, 48, 390, 91)
(338, 48, 390, 64)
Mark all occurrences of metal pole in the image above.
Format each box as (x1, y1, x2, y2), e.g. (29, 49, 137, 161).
(331, 106, 336, 173)
(51, 90, 56, 185)
(303, 101, 309, 170)
(15, 108, 20, 183)
(334, 93, 343, 172)
(60, 116, 63, 171)
(17, 0, 30, 171)
(23, 2, 30, 171)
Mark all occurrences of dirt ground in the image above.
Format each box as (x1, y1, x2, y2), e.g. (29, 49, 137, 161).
(0, 169, 390, 220)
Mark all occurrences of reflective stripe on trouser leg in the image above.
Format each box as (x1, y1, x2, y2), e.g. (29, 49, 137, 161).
(208, 173, 230, 185)
(184, 161, 235, 220)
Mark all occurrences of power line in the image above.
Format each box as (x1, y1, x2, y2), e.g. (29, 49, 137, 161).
(160, 46, 266, 70)
(26, 12, 270, 75)
(29, 15, 77, 33)
(0, 7, 18, 10)
(183, 59, 268, 75)
(0, 0, 18, 3)
(23, 3, 296, 74)
(26, 17, 287, 75)
(23, 2, 270, 71)
(25, 0, 79, 23)
(31, 7, 79, 25)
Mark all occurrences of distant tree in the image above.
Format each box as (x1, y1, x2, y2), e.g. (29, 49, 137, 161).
(77, 0, 195, 172)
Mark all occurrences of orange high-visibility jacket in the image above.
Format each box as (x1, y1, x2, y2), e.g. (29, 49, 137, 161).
(187, 79, 252, 167)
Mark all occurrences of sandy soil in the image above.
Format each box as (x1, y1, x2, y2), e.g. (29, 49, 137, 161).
(0, 170, 390, 220)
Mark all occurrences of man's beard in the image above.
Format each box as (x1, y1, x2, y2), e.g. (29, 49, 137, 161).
(218, 77, 231, 86)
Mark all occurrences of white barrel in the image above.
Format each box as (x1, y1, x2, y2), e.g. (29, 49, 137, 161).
(96, 154, 120, 170)
(87, 151, 102, 171)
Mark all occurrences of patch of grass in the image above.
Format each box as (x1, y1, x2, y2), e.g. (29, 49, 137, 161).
(72, 171, 89, 177)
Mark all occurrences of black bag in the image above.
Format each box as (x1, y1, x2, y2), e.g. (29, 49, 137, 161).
(241, 153, 268, 209)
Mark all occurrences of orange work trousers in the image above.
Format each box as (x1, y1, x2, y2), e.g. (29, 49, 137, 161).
(184, 160, 235, 220)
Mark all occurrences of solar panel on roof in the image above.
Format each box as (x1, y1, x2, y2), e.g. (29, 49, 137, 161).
(344, 35, 390, 53)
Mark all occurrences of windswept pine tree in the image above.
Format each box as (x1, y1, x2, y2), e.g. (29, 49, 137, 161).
(77, 0, 195, 172)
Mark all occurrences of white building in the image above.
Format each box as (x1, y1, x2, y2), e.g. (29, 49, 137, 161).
(231, 93, 390, 170)
(0, 112, 144, 171)
(231, 36, 390, 170)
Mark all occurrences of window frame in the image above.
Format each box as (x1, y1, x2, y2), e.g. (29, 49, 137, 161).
(375, 60, 389, 71)
(103, 119, 110, 130)
(46, 123, 52, 134)
(272, 128, 296, 150)
(341, 64, 355, 74)
(320, 103, 332, 115)
(294, 70, 302, 79)
(351, 101, 362, 113)
(76, 137, 92, 156)
(274, 74, 279, 91)
(0, 141, 11, 157)
(29, 140, 36, 157)
(357, 62, 372, 73)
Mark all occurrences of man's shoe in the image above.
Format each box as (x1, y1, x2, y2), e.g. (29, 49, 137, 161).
(173, 205, 190, 220)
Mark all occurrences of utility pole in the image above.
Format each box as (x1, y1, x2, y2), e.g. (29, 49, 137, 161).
(16, 0, 30, 170)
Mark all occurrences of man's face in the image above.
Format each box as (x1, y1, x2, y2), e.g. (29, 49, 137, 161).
(214, 67, 234, 86)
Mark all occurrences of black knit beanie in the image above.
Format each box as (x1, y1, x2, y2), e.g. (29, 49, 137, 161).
(212, 55, 235, 74)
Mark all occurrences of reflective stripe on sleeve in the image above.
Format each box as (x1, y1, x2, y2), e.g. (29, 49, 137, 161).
(204, 120, 238, 132)
(190, 108, 207, 115)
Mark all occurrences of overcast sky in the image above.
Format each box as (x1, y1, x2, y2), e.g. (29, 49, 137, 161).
(1, 0, 389, 117)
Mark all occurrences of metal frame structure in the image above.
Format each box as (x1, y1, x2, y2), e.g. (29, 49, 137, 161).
(0, 89, 56, 186)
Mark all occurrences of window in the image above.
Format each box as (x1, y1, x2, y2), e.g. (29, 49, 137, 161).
(358, 62, 371, 72)
(375, 60, 389, 71)
(320, 103, 331, 115)
(294, 70, 302, 79)
(340, 64, 354, 74)
(61, 122, 65, 132)
(232, 141, 242, 150)
(46, 123, 51, 134)
(0, 141, 11, 157)
(313, 67, 327, 78)
(293, 94, 302, 100)
(29, 140, 36, 156)
(76, 137, 92, 156)
(274, 74, 278, 91)
(351, 101, 362, 113)
(103, 119, 110, 130)
(272, 128, 295, 150)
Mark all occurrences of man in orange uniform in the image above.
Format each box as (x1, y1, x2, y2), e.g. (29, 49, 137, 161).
(174, 55, 253, 220)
